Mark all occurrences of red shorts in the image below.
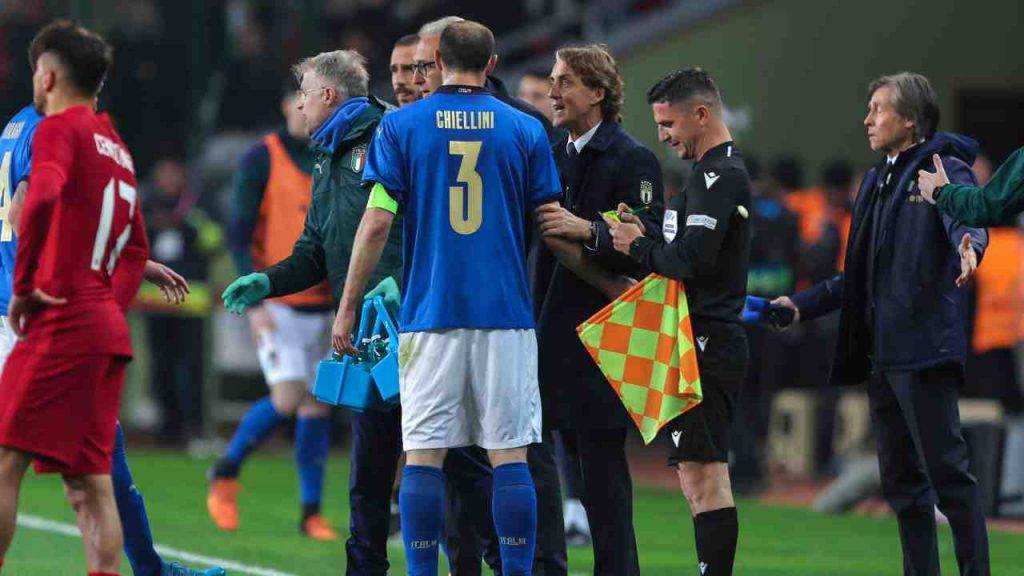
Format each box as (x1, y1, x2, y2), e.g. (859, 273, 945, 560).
(0, 348, 126, 475)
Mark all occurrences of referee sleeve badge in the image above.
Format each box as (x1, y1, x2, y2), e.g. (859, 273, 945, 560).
(577, 274, 703, 444)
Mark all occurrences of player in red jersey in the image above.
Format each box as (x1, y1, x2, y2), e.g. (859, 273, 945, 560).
(0, 21, 148, 576)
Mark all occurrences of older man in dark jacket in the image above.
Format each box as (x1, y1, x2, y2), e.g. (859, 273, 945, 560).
(776, 73, 990, 576)
(535, 45, 663, 576)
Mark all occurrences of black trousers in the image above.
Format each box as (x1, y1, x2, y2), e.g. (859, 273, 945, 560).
(563, 427, 638, 576)
(145, 314, 204, 442)
(445, 435, 568, 576)
(869, 365, 990, 576)
(346, 408, 403, 575)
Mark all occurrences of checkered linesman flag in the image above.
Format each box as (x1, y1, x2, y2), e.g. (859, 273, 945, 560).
(577, 274, 703, 444)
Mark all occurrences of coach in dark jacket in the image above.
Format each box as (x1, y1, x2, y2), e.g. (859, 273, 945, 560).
(777, 73, 990, 576)
(536, 45, 663, 576)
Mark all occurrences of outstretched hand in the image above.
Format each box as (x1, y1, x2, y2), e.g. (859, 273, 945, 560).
(918, 154, 950, 205)
(144, 260, 190, 304)
(956, 233, 977, 288)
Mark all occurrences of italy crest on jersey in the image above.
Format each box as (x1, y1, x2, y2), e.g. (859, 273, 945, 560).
(351, 146, 366, 172)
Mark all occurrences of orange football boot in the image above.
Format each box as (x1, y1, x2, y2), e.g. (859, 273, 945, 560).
(301, 514, 340, 541)
(207, 478, 240, 532)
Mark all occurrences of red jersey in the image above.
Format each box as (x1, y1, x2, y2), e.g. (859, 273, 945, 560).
(13, 105, 148, 356)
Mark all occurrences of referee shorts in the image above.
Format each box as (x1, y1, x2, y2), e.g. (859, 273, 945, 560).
(664, 321, 748, 465)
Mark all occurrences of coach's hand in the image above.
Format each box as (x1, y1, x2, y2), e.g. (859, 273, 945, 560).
(603, 215, 644, 255)
(144, 260, 190, 304)
(918, 154, 950, 205)
(956, 233, 978, 288)
(366, 276, 400, 316)
(769, 296, 801, 327)
(8, 289, 67, 338)
(332, 305, 359, 356)
(222, 273, 271, 314)
(616, 202, 646, 234)
(536, 204, 592, 242)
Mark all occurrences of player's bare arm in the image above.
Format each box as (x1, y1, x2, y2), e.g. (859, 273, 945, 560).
(538, 202, 636, 299)
(7, 180, 28, 231)
(334, 206, 395, 354)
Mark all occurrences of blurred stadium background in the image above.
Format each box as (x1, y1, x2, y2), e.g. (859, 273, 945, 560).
(3, 0, 1023, 574)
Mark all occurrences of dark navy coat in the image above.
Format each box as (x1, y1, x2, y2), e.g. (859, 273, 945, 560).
(533, 121, 664, 430)
(792, 133, 988, 385)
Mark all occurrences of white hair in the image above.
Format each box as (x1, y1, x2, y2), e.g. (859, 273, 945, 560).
(418, 16, 464, 37)
(292, 50, 369, 99)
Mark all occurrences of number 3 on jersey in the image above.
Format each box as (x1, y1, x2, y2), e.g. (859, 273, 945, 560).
(449, 141, 482, 235)
(92, 177, 136, 273)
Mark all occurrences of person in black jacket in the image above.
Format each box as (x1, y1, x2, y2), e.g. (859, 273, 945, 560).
(536, 45, 664, 576)
(774, 73, 991, 576)
(606, 68, 751, 576)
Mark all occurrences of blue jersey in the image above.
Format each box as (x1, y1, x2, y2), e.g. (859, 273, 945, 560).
(363, 85, 561, 332)
(0, 105, 42, 313)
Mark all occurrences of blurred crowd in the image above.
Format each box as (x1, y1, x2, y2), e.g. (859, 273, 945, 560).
(1, 2, 1021, 506)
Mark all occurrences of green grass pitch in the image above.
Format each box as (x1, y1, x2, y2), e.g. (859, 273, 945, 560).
(6, 451, 1022, 575)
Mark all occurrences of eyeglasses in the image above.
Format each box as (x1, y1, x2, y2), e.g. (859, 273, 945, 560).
(297, 86, 329, 100)
(411, 61, 436, 76)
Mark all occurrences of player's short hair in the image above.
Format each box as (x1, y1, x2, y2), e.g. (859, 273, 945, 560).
(29, 20, 112, 97)
(292, 50, 369, 99)
(555, 44, 624, 123)
(521, 67, 550, 82)
(646, 67, 722, 113)
(868, 72, 939, 141)
(419, 16, 464, 37)
(438, 20, 494, 74)
(394, 33, 419, 49)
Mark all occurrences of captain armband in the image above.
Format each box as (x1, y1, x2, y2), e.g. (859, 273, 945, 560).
(366, 182, 399, 215)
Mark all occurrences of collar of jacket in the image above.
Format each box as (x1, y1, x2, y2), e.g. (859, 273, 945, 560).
(871, 132, 979, 183)
(310, 96, 375, 155)
(559, 120, 619, 155)
(485, 75, 510, 99)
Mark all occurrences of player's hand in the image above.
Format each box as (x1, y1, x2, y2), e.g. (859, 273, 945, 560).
(8, 289, 68, 338)
(918, 154, 950, 205)
(956, 233, 978, 288)
(536, 204, 592, 242)
(616, 203, 646, 234)
(769, 296, 800, 327)
(222, 273, 271, 314)
(143, 260, 190, 304)
(246, 305, 275, 344)
(602, 214, 644, 255)
(366, 276, 401, 317)
(332, 305, 359, 356)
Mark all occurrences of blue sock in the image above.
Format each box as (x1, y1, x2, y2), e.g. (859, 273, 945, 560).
(400, 465, 445, 576)
(492, 462, 537, 576)
(111, 423, 163, 576)
(295, 416, 331, 513)
(224, 397, 282, 470)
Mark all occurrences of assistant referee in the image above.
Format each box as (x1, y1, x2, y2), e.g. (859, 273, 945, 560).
(606, 68, 751, 576)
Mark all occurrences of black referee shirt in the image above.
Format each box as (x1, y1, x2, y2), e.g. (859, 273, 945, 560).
(629, 141, 752, 325)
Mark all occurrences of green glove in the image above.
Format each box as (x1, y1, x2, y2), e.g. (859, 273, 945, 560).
(366, 276, 400, 316)
(222, 272, 271, 314)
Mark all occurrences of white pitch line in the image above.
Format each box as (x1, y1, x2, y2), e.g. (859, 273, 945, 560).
(17, 514, 299, 576)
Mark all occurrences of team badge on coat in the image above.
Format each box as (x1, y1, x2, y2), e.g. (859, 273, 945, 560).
(640, 180, 654, 205)
(351, 146, 367, 172)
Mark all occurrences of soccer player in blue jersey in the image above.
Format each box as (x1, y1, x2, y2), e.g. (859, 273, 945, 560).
(335, 20, 560, 576)
(0, 99, 222, 576)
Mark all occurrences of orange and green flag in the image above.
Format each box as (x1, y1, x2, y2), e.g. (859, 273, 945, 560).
(576, 274, 702, 444)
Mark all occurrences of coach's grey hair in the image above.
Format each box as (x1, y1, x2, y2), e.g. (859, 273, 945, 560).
(418, 16, 464, 37)
(868, 72, 940, 141)
(292, 50, 369, 99)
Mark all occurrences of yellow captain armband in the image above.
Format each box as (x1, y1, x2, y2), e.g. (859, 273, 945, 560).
(367, 182, 399, 215)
